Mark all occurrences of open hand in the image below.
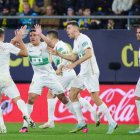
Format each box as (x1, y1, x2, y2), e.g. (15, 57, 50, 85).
(34, 24, 42, 35)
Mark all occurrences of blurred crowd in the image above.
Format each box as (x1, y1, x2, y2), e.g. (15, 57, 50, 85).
(0, 0, 140, 29)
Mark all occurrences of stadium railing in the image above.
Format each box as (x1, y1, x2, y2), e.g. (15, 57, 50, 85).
(0, 15, 140, 30)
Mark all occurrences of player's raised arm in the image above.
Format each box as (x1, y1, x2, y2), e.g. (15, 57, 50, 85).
(14, 26, 28, 57)
(34, 24, 53, 47)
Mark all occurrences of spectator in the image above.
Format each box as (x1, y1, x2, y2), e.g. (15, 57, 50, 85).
(107, 19, 115, 29)
(0, 0, 4, 13)
(39, 5, 60, 29)
(62, 7, 76, 28)
(75, 0, 96, 14)
(78, 7, 102, 29)
(94, 0, 113, 15)
(128, 0, 140, 28)
(53, 0, 75, 15)
(33, 0, 51, 15)
(5, 0, 19, 12)
(19, 3, 37, 29)
(19, 0, 34, 13)
(0, 0, 19, 13)
(0, 6, 18, 28)
(76, 8, 83, 16)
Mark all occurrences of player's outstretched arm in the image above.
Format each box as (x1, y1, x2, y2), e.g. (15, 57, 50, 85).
(14, 26, 28, 56)
(34, 24, 53, 47)
(74, 48, 92, 65)
(48, 48, 77, 62)
(66, 48, 92, 69)
(58, 51, 77, 62)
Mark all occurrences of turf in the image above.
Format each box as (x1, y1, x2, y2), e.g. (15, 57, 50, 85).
(0, 123, 140, 140)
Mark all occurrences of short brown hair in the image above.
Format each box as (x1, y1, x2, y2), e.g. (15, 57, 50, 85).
(66, 20, 79, 27)
(47, 30, 59, 39)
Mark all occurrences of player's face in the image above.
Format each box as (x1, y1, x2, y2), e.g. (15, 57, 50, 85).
(136, 28, 140, 41)
(66, 25, 75, 39)
(29, 32, 40, 45)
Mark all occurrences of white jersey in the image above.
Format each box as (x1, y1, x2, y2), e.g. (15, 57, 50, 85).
(0, 41, 20, 76)
(73, 33, 99, 76)
(26, 42, 55, 76)
(52, 40, 72, 71)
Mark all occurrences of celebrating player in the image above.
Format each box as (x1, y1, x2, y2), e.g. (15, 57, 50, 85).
(129, 26, 140, 134)
(37, 30, 100, 129)
(47, 21, 118, 134)
(17, 27, 76, 133)
(0, 27, 35, 133)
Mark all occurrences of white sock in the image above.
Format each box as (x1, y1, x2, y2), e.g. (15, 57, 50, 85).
(17, 99, 28, 116)
(0, 106, 4, 126)
(65, 101, 76, 117)
(135, 100, 140, 128)
(99, 102, 115, 125)
(23, 104, 33, 127)
(48, 99, 56, 123)
(72, 101, 85, 125)
(79, 97, 97, 121)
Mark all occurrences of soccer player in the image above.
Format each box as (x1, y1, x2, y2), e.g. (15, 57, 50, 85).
(47, 21, 118, 134)
(19, 28, 76, 133)
(0, 27, 35, 133)
(129, 26, 140, 134)
(38, 30, 100, 129)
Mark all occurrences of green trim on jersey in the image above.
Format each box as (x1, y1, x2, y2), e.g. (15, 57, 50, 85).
(82, 41, 88, 48)
(57, 47, 64, 52)
(78, 50, 85, 58)
(56, 58, 61, 65)
(29, 56, 49, 66)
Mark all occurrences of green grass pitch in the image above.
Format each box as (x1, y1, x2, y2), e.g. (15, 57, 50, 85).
(0, 123, 139, 140)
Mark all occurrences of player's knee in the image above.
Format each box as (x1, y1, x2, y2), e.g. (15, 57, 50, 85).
(57, 94, 68, 104)
(28, 98, 35, 104)
(28, 95, 37, 104)
(136, 97, 140, 101)
(12, 96, 21, 103)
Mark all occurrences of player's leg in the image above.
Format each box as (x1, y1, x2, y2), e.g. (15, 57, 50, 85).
(39, 90, 56, 129)
(91, 92, 117, 134)
(20, 93, 39, 133)
(64, 71, 100, 127)
(129, 79, 140, 134)
(85, 74, 117, 134)
(135, 97, 140, 129)
(129, 97, 140, 134)
(0, 104, 7, 133)
(46, 74, 76, 119)
(78, 96, 101, 127)
(68, 87, 88, 133)
(3, 83, 35, 130)
(20, 78, 42, 132)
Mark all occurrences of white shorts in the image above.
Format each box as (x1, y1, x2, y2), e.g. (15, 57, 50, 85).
(134, 78, 140, 97)
(29, 73, 64, 95)
(58, 69, 76, 90)
(0, 76, 20, 99)
(70, 74, 100, 93)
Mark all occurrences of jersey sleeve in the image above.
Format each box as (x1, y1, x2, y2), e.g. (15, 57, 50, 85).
(5, 43, 20, 55)
(80, 37, 92, 50)
(56, 43, 69, 68)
